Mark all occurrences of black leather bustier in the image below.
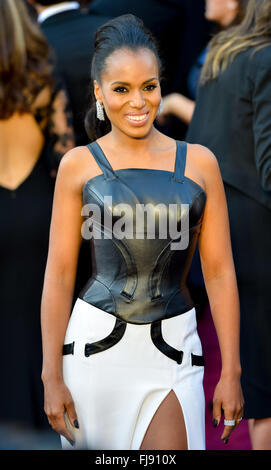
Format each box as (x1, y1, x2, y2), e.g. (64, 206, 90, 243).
(79, 140, 206, 325)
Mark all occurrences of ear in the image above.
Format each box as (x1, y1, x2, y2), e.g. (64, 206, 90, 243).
(93, 80, 103, 104)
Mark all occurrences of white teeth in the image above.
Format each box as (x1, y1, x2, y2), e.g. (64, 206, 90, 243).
(127, 114, 147, 121)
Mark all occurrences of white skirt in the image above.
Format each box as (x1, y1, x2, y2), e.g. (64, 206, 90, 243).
(61, 298, 205, 450)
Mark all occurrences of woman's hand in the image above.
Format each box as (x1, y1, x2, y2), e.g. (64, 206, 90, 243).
(212, 374, 244, 444)
(156, 93, 177, 125)
(43, 378, 79, 446)
(156, 93, 195, 125)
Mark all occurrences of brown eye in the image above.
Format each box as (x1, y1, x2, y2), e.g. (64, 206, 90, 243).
(113, 87, 128, 93)
(144, 84, 157, 91)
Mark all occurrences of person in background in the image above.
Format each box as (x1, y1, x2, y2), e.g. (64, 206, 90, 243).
(157, 0, 249, 126)
(28, 0, 112, 305)
(28, 0, 111, 146)
(0, 0, 74, 445)
(157, 0, 249, 323)
(187, 0, 271, 450)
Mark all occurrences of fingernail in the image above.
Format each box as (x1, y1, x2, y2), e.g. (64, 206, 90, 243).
(68, 438, 75, 446)
(223, 438, 229, 444)
(73, 419, 79, 429)
(212, 419, 218, 428)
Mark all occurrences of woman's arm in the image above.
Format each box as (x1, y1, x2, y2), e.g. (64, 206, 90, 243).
(40, 147, 87, 444)
(194, 144, 244, 443)
(157, 93, 195, 125)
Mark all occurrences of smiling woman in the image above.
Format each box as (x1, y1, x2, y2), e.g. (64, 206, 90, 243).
(84, 16, 163, 141)
(93, 48, 161, 135)
(40, 14, 244, 451)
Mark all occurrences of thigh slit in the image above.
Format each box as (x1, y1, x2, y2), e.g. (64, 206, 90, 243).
(131, 388, 188, 450)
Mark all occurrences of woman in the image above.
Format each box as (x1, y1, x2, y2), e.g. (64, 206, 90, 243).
(158, 0, 248, 126)
(187, 0, 271, 450)
(158, 0, 249, 331)
(0, 0, 74, 435)
(41, 14, 243, 450)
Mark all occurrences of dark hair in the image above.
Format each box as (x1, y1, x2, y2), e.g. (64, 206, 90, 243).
(84, 14, 163, 141)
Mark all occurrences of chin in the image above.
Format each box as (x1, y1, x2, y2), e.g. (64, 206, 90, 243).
(125, 120, 154, 138)
(127, 127, 152, 139)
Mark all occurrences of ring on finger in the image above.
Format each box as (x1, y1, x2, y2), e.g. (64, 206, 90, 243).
(224, 419, 236, 426)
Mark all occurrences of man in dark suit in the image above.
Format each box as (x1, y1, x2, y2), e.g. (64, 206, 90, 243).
(28, 0, 111, 146)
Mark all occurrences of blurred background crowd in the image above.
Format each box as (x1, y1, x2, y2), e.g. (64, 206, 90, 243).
(1, 0, 271, 451)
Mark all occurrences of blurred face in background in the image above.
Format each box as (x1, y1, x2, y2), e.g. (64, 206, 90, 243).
(205, 0, 240, 26)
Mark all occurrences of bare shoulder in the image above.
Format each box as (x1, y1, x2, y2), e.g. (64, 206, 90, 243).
(188, 143, 219, 168)
(57, 145, 102, 190)
(187, 143, 222, 188)
(58, 145, 90, 170)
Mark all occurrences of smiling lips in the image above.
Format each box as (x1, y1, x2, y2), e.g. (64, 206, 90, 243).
(125, 112, 149, 125)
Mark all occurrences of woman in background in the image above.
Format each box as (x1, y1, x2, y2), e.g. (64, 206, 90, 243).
(158, 0, 248, 126)
(157, 0, 249, 326)
(0, 0, 74, 438)
(187, 0, 271, 450)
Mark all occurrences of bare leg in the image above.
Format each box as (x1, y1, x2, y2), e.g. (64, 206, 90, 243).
(139, 389, 188, 450)
(249, 417, 271, 450)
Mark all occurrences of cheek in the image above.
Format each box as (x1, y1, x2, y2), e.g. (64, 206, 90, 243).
(106, 96, 124, 113)
(206, 0, 222, 18)
(102, 90, 126, 114)
(152, 89, 162, 106)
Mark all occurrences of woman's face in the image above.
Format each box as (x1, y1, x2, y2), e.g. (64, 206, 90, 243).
(205, 0, 239, 26)
(94, 48, 161, 139)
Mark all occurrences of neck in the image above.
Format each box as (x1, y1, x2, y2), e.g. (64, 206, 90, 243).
(108, 125, 164, 154)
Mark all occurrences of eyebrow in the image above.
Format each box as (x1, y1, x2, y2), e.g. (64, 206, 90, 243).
(111, 77, 158, 86)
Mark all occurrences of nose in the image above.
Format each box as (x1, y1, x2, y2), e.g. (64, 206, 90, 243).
(129, 90, 146, 108)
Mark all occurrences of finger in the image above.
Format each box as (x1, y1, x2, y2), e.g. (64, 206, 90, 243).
(221, 417, 237, 442)
(221, 424, 236, 441)
(236, 407, 244, 426)
(50, 412, 75, 444)
(65, 399, 80, 429)
(212, 398, 222, 428)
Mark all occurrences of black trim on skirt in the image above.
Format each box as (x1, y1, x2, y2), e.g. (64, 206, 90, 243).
(63, 315, 204, 366)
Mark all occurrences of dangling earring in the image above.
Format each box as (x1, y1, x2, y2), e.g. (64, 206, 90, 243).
(96, 100, 105, 121)
(157, 98, 163, 116)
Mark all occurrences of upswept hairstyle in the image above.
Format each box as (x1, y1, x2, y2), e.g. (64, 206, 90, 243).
(0, 0, 52, 119)
(200, 0, 271, 83)
(84, 14, 163, 142)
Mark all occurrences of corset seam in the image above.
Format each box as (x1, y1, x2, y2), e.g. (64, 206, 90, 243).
(164, 286, 194, 317)
(81, 276, 117, 315)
